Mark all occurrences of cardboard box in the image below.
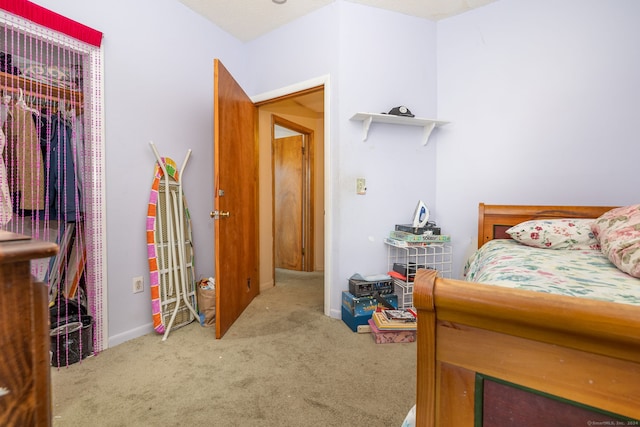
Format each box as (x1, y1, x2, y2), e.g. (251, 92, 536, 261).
(341, 291, 398, 317)
(341, 306, 371, 332)
(368, 318, 417, 344)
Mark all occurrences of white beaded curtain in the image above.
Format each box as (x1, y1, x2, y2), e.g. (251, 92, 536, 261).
(0, 8, 106, 359)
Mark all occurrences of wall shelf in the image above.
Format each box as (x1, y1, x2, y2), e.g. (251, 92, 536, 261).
(350, 112, 449, 146)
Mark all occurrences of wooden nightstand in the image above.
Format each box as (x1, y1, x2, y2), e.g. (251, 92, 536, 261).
(0, 231, 58, 427)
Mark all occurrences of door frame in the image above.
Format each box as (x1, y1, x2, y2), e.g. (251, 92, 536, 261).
(272, 116, 315, 272)
(251, 74, 333, 317)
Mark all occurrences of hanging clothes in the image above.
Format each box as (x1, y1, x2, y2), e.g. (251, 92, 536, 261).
(39, 112, 80, 221)
(0, 95, 10, 127)
(62, 105, 85, 197)
(73, 114, 85, 194)
(0, 128, 12, 226)
(0, 93, 12, 226)
(3, 103, 46, 211)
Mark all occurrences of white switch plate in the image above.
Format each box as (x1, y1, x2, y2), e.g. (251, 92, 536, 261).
(356, 178, 366, 195)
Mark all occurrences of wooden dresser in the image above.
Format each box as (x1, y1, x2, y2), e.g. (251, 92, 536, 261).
(0, 231, 58, 427)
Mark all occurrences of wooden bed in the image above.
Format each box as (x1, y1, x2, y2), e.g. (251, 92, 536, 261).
(413, 204, 640, 426)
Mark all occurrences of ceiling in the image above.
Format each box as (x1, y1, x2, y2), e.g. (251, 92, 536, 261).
(180, 0, 500, 42)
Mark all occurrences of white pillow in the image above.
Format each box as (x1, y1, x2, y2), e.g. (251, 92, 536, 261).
(591, 204, 640, 278)
(506, 218, 600, 250)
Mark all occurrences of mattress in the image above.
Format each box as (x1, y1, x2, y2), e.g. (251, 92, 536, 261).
(464, 239, 640, 306)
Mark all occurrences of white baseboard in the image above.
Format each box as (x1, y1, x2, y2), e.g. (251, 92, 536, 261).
(108, 322, 154, 348)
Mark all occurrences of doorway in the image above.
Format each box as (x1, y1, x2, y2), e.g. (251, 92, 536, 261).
(273, 116, 315, 272)
(254, 84, 326, 308)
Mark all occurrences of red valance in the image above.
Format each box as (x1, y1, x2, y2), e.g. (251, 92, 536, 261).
(0, 0, 102, 47)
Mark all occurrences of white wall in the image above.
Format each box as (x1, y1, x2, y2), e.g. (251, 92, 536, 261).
(334, 3, 438, 315)
(246, 2, 339, 96)
(31, 0, 247, 345)
(436, 0, 640, 277)
(249, 2, 438, 316)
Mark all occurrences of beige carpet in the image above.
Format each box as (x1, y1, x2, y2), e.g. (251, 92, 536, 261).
(51, 270, 416, 426)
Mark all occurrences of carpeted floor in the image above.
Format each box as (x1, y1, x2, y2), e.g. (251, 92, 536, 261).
(51, 269, 417, 426)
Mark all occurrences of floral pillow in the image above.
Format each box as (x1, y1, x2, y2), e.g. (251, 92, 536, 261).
(506, 219, 600, 250)
(591, 204, 640, 278)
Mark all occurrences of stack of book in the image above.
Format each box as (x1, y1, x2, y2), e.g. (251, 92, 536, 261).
(369, 308, 417, 344)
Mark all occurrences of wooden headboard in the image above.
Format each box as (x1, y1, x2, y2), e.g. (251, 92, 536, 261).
(477, 203, 617, 248)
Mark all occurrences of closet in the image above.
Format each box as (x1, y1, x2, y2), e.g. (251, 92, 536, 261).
(0, 4, 105, 365)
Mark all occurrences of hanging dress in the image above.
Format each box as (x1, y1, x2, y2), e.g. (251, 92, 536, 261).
(0, 128, 11, 226)
(3, 104, 45, 212)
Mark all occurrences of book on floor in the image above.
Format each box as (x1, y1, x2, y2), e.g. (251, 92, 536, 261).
(372, 309, 417, 330)
(384, 309, 417, 322)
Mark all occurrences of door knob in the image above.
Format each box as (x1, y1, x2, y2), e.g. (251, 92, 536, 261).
(210, 210, 230, 219)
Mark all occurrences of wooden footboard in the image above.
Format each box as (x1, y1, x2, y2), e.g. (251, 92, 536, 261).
(414, 270, 640, 426)
(414, 203, 639, 426)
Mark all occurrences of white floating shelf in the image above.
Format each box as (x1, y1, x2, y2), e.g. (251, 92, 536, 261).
(350, 112, 449, 146)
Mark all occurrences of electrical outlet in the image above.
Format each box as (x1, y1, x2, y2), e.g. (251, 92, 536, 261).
(132, 276, 144, 293)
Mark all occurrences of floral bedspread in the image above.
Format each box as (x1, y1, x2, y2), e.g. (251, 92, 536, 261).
(464, 239, 640, 306)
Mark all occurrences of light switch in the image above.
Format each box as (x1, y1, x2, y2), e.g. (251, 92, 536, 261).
(356, 178, 366, 195)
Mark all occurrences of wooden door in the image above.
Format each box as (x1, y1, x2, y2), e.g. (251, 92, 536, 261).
(213, 59, 259, 339)
(274, 135, 304, 271)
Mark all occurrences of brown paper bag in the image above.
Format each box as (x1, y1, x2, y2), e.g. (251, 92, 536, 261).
(197, 280, 216, 327)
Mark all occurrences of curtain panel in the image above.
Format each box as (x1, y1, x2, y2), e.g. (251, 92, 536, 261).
(0, 0, 102, 47)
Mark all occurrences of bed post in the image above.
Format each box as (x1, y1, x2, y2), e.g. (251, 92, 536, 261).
(414, 269, 438, 427)
(477, 203, 486, 248)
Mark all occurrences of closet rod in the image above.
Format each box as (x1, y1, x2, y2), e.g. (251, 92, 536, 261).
(1, 84, 83, 109)
(0, 71, 83, 106)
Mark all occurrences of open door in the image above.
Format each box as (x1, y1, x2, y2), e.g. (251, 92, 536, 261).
(213, 59, 259, 339)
